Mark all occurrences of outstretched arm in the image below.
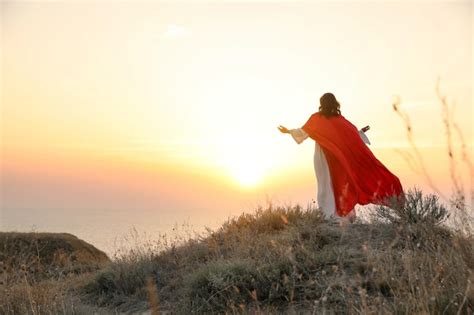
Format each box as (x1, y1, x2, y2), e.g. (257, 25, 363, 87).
(278, 125, 308, 144)
(278, 125, 290, 134)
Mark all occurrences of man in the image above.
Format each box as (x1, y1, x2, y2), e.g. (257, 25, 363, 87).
(278, 93, 403, 220)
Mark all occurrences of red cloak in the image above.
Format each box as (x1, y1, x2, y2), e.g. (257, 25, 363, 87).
(302, 113, 403, 216)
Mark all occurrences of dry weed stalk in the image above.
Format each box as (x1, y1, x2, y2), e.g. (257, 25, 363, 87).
(392, 79, 473, 217)
(146, 276, 160, 315)
(392, 96, 445, 199)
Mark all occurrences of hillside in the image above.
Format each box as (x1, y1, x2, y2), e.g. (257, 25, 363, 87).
(0, 232, 110, 278)
(1, 189, 473, 314)
(0, 232, 110, 314)
(83, 190, 473, 314)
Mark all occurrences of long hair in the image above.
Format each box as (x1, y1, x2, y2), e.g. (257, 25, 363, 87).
(319, 93, 341, 117)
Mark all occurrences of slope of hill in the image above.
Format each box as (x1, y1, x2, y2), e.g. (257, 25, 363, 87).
(0, 232, 110, 278)
(82, 190, 474, 314)
(0, 232, 110, 314)
(1, 190, 472, 314)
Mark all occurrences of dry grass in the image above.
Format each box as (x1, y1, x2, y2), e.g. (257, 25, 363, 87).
(0, 232, 109, 283)
(2, 82, 472, 314)
(82, 193, 473, 314)
(0, 232, 110, 314)
(2, 198, 472, 314)
(0, 275, 107, 315)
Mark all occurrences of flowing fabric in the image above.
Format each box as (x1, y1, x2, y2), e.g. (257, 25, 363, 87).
(290, 129, 336, 218)
(301, 113, 404, 216)
(290, 128, 369, 219)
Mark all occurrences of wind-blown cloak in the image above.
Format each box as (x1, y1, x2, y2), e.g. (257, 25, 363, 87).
(302, 113, 403, 216)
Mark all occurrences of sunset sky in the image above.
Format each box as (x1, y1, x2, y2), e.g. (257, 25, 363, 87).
(1, 1, 472, 238)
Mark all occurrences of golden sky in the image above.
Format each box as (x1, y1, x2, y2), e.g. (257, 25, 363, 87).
(1, 1, 472, 220)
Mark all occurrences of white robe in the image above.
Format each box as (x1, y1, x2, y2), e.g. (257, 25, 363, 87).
(290, 128, 370, 220)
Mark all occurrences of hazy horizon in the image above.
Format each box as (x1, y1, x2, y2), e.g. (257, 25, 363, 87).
(1, 1, 472, 252)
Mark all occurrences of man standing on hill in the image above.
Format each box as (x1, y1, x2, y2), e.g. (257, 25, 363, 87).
(278, 93, 403, 221)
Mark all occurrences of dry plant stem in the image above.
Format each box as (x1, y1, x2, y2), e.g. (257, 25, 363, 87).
(453, 121, 474, 208)
(452, 122, 474, 176)
(392, 96, 445, 199)
(23, 272, 35, 315)
(456, 280, 471, 315)
(146, 276, 160, 315)
(435, 78, 464, 197)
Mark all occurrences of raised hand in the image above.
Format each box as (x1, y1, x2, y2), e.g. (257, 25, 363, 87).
(278, 125, 290, 134)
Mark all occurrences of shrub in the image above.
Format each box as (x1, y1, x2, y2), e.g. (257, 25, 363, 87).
(374, 188, 450, 226)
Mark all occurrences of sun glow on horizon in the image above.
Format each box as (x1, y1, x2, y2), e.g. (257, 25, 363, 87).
(2, 2, 471, 213)
(217, 140, 273, 188)
(229, 164, 264, 187)
(195, 76, 298, 188)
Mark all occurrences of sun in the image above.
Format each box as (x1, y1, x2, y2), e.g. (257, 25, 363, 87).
(196, 76, 285, 188)
(222, 141, 272, 188)
(230, 164, 263, 187)
(219, 146, 268, 188)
